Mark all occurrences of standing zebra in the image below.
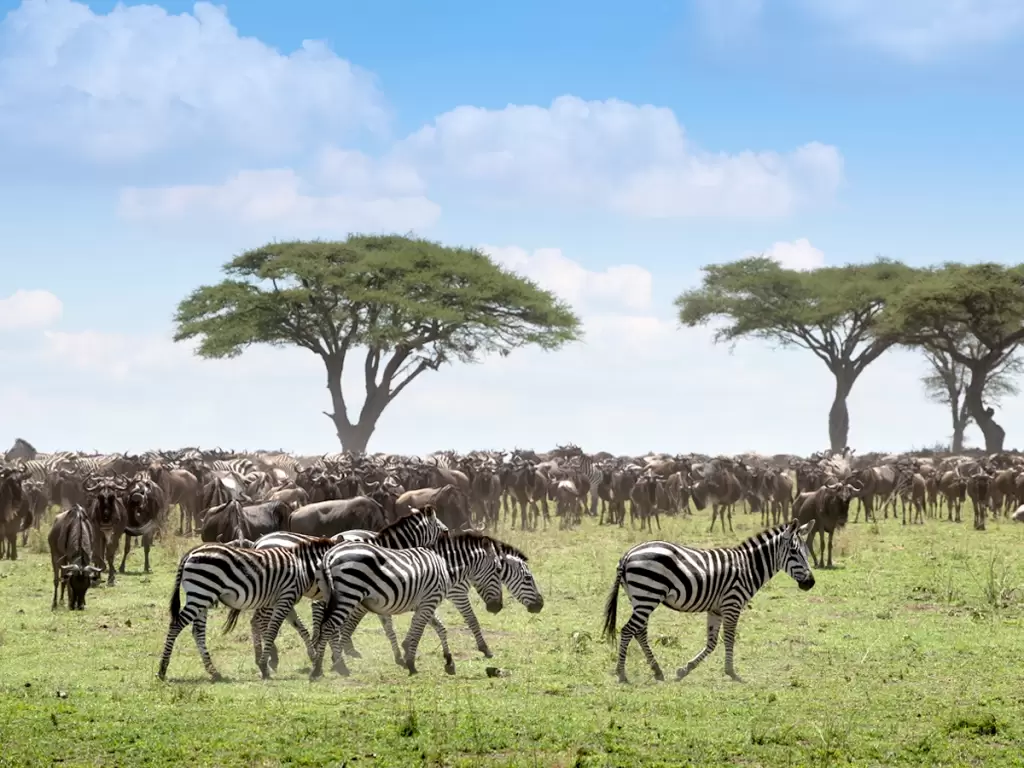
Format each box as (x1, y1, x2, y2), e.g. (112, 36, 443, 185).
(334, 539, 543, 664)
(602, 518, 816, 684)
(309, 531, 506, 679)
(247, 507, 449, 670)
(157, 537, 337, 682)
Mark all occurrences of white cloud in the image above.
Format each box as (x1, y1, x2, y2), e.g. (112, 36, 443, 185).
(760, 238, 826, 271)
(395, 96, 844, 218)
(118, 166, 441, 236)
(0, 289, 63, 330)
(484, 246, 653, 312)
(802, 0, 1024, 59)
(0, 0, 386, 160)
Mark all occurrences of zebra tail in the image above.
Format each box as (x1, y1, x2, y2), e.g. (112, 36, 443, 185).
(169, 555, 187, 623)
(601, 560, 623, 643)
(222, 608, 242, 635)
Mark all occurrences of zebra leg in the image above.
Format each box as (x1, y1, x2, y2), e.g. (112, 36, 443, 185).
(400, 599, 445, 675)
(615, 600, 660, 683)
(721, 610, 744, 682)
(677, 611, 721, 682)
(335, 605, 372, 664)
(310, 594, 362, 679)
(257, 600, 298, 680)
(191, 609, 223, 682)
(427, 613, 456, 675)
(378, 614, 403, 665)
(450, 584, 491, 657)
(250, 608, 268, 669)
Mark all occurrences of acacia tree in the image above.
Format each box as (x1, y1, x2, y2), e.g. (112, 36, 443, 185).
(882, 263, 1024, 452)
(921, 342, 1023, 452)
(174, 236, 581, 452)
(675, 257, 912, 451)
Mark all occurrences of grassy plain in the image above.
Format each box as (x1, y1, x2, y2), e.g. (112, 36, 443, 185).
(1, 509, 1023, 767)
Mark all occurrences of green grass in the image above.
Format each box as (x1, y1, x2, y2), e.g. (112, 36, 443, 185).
(2, 511, 1024, 767)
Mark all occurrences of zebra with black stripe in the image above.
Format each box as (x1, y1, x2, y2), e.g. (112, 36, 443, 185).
(334, 538, 543, 664)
(602, 518, 817, 684)
(247, 507, 449, 670)
(157, 536, 337, 682)
(309, 531, 506, 679)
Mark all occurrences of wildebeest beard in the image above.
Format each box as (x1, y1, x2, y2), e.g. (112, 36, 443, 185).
(94, 492, 119, 526)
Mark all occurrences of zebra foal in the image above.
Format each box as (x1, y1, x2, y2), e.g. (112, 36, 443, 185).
(602, 518, 816, 684)
(309, 531, 506, 679)
(157, 537, 336, 682)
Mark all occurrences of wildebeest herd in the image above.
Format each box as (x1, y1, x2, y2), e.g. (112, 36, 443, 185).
(2, 439, 1023, 683)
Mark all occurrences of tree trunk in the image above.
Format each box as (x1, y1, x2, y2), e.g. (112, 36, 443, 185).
(333, 421, 375, 453)
(964, 369, 1005, 452)
(322, 356, 379, 453)
(951, 420, 966, 453)
(828, 371, 855, 453)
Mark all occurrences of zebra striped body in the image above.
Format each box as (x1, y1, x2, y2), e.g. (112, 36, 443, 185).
(309, 532, 505, 678)
(602, 519, 816, 683)
(157, 538, 336, 681)
(337, 541, 543, 662)
(250, 508, 449, 669)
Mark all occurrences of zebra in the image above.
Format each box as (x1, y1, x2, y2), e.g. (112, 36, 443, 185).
(601, 518, 817, 684)
(246, 506, 449, 670)
(309, 530, 506, 679)
(157, 537, 338, 682)
(333, 539, 543, 664)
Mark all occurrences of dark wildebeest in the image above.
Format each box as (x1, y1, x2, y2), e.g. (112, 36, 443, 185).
(395, 485, 472, 530)
(20, 478, 49, 547)
(84, 474, 129, 585)
(792, 479, 861, 568)
(120, 473, 167, 574)
(287, 497, 385, 537)
(48, 505, 103, 610)
(0, 462, 29, 560)
(200, 499, 292, 542)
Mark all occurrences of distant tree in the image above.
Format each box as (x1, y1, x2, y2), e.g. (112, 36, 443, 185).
(675, 257, 912, 452)
(921, 342, 1023, 452)
(883, 263, 1024, 452)
(174, 236, 582, 452)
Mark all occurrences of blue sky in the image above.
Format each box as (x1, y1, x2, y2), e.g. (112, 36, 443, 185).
(2, 0, 1023, 455)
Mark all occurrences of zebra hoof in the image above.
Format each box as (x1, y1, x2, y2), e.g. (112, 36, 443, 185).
(676, 667, 691, 681)
(210, 672, 223, 683)
(345, 647, 363, 660)
(480, 648, 494, 659)
(653, 668, 664, 682)
(616, 672, 629, 684)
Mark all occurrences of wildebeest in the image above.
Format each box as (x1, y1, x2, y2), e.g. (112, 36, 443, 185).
(792, 479, 861, 568)
(120, 473, 167, 573)
(83, 474, 129, 585)
(396, 485, 471, 530)
(200, 499, 292, 542)
(0, 462, 29, 560)
(48, 505, 103, 610)
(287, 497, 385, 537)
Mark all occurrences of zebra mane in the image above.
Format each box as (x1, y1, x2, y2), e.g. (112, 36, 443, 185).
(375, 505, 437, 538)
(716, 522, 794, 554)
(444, 529, 528, 561)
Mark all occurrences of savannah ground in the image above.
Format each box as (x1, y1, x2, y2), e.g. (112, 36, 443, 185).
(1, 509, 1023, 767)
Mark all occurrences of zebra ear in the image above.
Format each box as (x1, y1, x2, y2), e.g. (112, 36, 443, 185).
(798, 520, 816, 539)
